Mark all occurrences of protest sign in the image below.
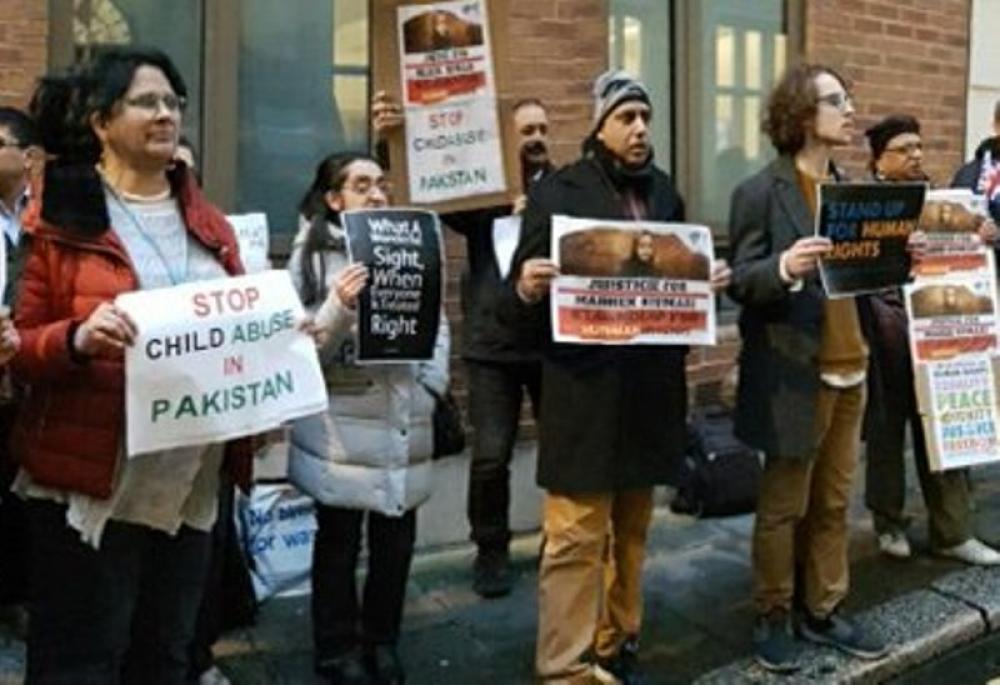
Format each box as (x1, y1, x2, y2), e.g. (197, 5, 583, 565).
(904, 189, 1000, 471)
(916, 357, 1000, 472)
(905, 270, 999, 364)
(373, 0, 518, 213)
(816, 182, 926, 297)
(550, 216, 716, 346)
(116, 270, 328, 456)
(492, 215, 521, 279)
(912, 189, 993, 277)
(342, 208, 443, 361)
(226, 212, 271, 274)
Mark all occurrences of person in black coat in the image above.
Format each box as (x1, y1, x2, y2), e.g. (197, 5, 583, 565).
(508, 70, 730, 684)
(371, 93, 554, 599)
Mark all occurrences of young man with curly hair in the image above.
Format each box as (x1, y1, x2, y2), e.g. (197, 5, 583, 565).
(728, 64, 889, 673)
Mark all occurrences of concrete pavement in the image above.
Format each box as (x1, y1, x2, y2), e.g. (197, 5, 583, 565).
(4, 460, 1000, 684)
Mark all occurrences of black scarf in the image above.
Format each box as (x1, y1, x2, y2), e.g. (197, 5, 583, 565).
(583, 136, 654, 193)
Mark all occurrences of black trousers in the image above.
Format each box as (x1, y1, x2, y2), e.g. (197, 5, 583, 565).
(311, 504, 416, 661)
(24, 499, 211, 685)
(187, 480, 257, 678)
(0, 400, 26, 606)
(465, 360, 541, 551)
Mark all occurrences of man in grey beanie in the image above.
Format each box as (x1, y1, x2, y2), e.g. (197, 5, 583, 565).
(506, 69, 730, 684)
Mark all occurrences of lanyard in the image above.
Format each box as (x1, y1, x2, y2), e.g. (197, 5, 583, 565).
(106, 188, 189, 287)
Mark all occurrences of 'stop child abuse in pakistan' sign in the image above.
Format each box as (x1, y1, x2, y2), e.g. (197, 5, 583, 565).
(116, 271, 328, 456)
(342, 208, 443, 362)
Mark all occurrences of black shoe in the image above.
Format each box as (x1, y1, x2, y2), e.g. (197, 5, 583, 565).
(752, 611, 801, 674)
(799, 612, 889, 660)
(316, 648, 373, 685)
(472, 548, 513, 598)
(367, 644, 406, 685)
(596, 637, 646, 685)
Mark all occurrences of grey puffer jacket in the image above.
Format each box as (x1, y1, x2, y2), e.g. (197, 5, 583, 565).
(286, 221, 450, 516)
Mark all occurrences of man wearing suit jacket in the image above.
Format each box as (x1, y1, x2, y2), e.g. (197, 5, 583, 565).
(728, 64, 889, 673)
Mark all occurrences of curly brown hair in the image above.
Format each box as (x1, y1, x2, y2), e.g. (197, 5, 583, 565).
(763, 63, 850, 156)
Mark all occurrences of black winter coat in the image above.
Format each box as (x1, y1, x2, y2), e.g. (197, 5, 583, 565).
(504, 154, 689, 493)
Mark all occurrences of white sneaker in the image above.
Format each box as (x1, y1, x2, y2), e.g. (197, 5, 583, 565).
(936, 538, 1000, 566)
(877, 531, 911, 559)
(198, 666, 231, 685)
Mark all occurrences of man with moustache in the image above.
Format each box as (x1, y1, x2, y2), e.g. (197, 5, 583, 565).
(861, 114, 1000, 567)
(372, 93, 554, 598)
(729, 64, 888, 673)
(509, 70, 730, 684)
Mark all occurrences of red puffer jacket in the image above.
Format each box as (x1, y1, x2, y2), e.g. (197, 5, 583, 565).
(12, 165, 253, 498)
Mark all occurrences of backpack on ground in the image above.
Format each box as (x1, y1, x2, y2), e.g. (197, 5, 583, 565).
(670, 405, 763, 518)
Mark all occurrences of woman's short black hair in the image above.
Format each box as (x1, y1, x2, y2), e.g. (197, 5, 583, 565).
(29, 46, 187, 164)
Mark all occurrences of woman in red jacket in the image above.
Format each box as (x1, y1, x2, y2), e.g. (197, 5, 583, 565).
(13, 47, 251, 684)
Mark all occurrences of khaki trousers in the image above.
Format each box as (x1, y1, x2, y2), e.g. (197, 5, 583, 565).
(536, 489, 654, 684)
(752, 382, 865, 618)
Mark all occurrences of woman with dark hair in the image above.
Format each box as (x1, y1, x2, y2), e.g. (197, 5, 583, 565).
(618, 230, 658, 277)
(13, 47, 251, 683)
(287, 153, 449, 684)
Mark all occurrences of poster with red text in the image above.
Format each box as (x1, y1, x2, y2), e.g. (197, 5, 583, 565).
(905, 189, 1000, 471)
(116, 271, 328, 456)
(550, 216, 716, 346)
(397, 0, 506, 203)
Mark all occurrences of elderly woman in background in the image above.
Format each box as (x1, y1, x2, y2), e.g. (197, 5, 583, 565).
(14, 47, 251, 684)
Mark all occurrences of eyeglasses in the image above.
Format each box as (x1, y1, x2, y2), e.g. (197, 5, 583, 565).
(0, 139, 25, 150)
(817, 91, 853, 112)
(124, 92, 187, 113)
(343, 177, 392, 196)
(885, 142, 923, 156)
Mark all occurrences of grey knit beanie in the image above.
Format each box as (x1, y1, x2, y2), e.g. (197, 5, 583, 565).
(591, 69, 651, 135)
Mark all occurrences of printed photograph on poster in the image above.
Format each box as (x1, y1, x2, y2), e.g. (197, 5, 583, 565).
(921, 357, 1000, 472)
(550, 216, 716, 346)
(816, 182, 926, 297)
(396, 0, 506, 204)
(342, 208, 443, 362)
(912, 189, 992, 277)
(905, 274, 999, 363)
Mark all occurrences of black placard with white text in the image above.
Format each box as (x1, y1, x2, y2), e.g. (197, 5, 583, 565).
(817, 182, 927, 297)
(342, 208, 442, 361)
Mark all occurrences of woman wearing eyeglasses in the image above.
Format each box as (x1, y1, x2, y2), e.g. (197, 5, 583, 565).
(13, 47, 252, 683)
(287, 153, 449, 685)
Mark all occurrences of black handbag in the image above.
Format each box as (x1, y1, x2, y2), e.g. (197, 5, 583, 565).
(430, 388, 466, 459)
(671, 405, 762, 518)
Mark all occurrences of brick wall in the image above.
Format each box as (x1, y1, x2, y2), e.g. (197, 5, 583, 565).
(0, 0, 47, 107)
(507, 0, 608, 168)
(805, 0, 972, 184)
(443, 0, 610, 422)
